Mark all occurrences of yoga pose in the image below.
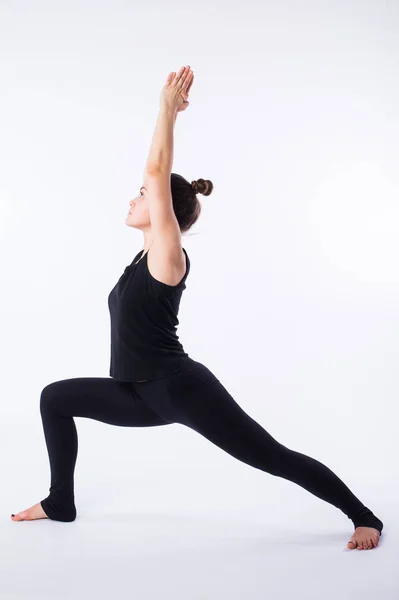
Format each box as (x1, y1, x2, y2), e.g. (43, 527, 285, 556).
(11, 65, 383, 550)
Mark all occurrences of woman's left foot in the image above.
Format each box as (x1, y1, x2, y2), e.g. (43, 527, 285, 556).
(347, 526, 381, 550)
(11, 501, 49, 521)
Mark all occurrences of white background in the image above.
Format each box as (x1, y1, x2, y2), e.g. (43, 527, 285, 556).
(1, 1, 398, 598)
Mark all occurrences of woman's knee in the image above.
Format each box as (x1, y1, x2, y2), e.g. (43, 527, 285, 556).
(39, 381, 67, 412)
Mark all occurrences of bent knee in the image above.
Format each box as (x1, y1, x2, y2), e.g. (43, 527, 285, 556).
(39, 381, 65, 411)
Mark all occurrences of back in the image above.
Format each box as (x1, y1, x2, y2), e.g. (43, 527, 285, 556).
(108, 247, 191, 381)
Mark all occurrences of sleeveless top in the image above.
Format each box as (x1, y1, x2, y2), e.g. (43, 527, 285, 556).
(107, 246, 192, 381)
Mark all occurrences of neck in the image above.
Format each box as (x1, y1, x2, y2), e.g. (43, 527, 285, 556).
(142, 230, 154, 252)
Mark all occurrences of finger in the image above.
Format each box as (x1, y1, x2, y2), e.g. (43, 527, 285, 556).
(166, 72, 174, 85)
(181, 68, 192, 89)
(186, 72, 194, 94)
(173, 66, 187, 86)
(181, 70, 193, 93)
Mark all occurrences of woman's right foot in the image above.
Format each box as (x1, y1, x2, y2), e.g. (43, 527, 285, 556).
(11, 502, 49, 521)
(347, 526, 381, 550)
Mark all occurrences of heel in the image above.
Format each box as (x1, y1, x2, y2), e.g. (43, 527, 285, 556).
(40, 498, 77, 522)
(352, 506, 383, 534)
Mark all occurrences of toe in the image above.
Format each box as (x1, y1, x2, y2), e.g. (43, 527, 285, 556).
(14, 510, 29, 521)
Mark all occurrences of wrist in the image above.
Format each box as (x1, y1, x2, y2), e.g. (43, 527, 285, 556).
(160, 101, 177, 117)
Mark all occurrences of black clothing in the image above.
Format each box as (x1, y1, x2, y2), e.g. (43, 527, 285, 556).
(108, 247, 191, 382)
(39, 358, 383, 535)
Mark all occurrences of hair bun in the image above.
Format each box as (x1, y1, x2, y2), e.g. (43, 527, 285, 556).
(191, 178, 214, 196)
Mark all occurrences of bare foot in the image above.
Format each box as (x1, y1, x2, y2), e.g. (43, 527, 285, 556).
(11, 502, 49, 521)
(347, 526, 381, 550)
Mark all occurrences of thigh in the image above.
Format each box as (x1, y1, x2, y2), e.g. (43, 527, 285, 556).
(132, 359, 219, 425)
(166, 369, 284, 466)
(40, 377, 170, 427)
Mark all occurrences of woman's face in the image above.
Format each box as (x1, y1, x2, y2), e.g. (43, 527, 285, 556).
(125, 185, 150, 229)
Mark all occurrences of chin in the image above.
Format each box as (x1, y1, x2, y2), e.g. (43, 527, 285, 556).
(125, 219, 142, 231)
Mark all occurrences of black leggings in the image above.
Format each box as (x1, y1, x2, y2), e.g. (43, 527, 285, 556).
(39, 359, 383, 533)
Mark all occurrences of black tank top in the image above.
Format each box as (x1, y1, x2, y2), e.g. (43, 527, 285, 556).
(108, 246, 191, 381)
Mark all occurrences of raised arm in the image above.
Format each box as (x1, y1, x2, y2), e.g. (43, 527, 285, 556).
(142, 66, 194, 270)
(145, 65, 193, 174)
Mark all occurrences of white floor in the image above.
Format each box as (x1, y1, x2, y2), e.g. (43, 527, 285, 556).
(3, 501, 397, 599)
(4, 421, 397, 599)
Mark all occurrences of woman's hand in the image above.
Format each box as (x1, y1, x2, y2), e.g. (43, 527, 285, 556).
(160, 65, 194, 113)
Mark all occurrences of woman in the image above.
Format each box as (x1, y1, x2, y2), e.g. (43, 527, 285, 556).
(11, 65, 383, 551)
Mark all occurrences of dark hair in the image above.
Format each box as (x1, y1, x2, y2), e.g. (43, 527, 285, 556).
(170, 173, 214, 233)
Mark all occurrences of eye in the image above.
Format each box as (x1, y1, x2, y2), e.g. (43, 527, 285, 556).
(139, 190, 144, 197)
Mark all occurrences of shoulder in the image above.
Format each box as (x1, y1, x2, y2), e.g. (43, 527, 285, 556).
(147, 241, 188, 287)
